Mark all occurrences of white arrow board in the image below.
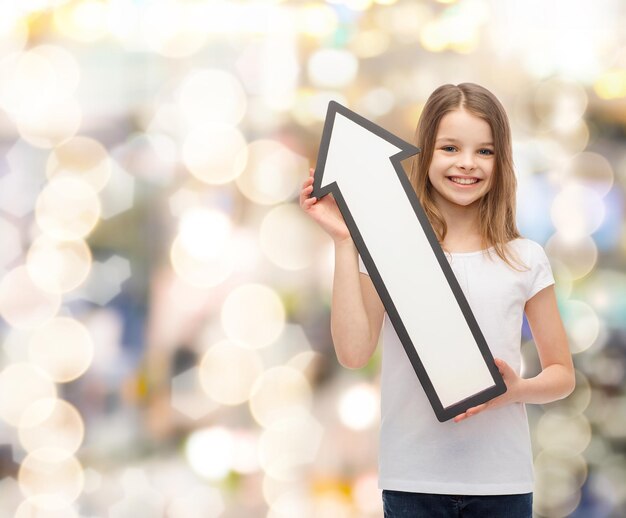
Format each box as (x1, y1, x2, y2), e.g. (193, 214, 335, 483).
(313, 101, 506, 422)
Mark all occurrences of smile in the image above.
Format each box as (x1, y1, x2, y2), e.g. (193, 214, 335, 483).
(447, 177, 480, 186)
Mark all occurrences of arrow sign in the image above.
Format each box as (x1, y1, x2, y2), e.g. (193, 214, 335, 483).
(312, 101, 506, 422)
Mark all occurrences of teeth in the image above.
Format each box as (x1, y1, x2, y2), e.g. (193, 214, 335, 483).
(450, 177, 478, 185)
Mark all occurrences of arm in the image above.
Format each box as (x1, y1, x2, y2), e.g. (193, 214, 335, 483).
(331, 239, 385, 369)
(454, 285, 575, 422)
(299, 168, 384, 369)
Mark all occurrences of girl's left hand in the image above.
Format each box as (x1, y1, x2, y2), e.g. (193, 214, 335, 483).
(453, 358, 524, 423)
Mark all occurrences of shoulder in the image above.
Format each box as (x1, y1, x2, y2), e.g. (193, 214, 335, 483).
(505, 237, 550, 266)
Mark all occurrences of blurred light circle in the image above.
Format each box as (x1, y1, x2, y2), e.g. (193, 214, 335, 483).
(46, 136, 112, 192)
(17, 99, 82, 149)
(141, 2, 207, 58)
(357, 87, 396, 118)
(533, 79, 588, 132)
(561, 299, 600, 354)
(350, 29, 391, 58)
(182, 125, 248, 185)
(338, 382, 379, 430)
(297, 4, 338, 37)
(593, 68, 626, 100)
(307, 49, 358, 88)
(177, 69, 246, 127)
(552, 152, 614, 197)
(31, 45, 81, 100)
(293, 91, 348, 126)
(18, 453, 84, 506)
(236, 140, 306, 205)
(19, 398, 84, 461)
(534, 452, 584, 517)
(260, 203, 319, 270)
(26, 236, 92, 294)
(420, 20, 447, 52)
(250, 366, 312, 428)
(536, 412, 591, 457)
(0, 363, 56, 427)
(551, 184, 604, 241)
(258, 409, 323, 480)
(0, 44, 78, 107)
(555, 120, 590, 155)
(28, 317, 94, 382)
(199, 340, 264, 405)
(178, 207, 232, 260)
(35, 177, 101, 240)
(53, 0, 108, 42)
(231, 430, 260, 475)
(545, 233, 597, 280)
(185, 426, 234, 480)
(170, 234, 234, 288)
(15, 497, 79, 518)
(0, 266, 61, 329)
(221, 284, 286, 349)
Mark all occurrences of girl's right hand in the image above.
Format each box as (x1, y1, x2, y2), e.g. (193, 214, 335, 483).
(299, 168, 352, 244)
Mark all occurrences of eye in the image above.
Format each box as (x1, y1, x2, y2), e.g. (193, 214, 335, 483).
(442, 146, 456, 152)
(478, 148, 494, 156)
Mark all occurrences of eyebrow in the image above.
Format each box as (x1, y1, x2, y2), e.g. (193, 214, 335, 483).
(436, 137, 494, 146)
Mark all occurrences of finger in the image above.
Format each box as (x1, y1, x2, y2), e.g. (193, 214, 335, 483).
(466, 403, 487, 416)
(309, 168, 315, 177)
(454, 413, 468, 423)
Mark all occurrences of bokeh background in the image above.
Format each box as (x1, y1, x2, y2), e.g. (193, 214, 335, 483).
(0, 0, 625, 516)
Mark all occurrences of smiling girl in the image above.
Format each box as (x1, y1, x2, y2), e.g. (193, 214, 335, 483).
(300, 83, 574, 517)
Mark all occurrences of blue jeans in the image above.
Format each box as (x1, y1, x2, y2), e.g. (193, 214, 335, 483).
(382, 490, 533, 518)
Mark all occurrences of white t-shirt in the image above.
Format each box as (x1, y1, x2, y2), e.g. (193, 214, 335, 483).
(358, 237, 555, 495)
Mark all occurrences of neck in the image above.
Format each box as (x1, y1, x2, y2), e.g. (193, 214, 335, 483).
(433, 193, 484, 249)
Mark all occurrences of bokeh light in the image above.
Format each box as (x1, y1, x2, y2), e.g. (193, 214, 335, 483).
(199, 339, 264, 406)
(260, 203, 320, 270)
(221, 284, 286, 349)
(182, 125, 248, 185)
(236, 140, 307, 205)
(0, 363, 57, 427)
(338, 382, 379, 431)
(184, 426, 234, 481)
(18, 453, 84, 507)
(19, 398, 84, 461)
(35, 177, 101, 240)
(28, 317, 94, 382)
(0, 265, 61, 329)
(26, 235, 92, 294)
(249, 366, 312, 428)
(46, 136, 112, 192)
(176, 69, 246, 127)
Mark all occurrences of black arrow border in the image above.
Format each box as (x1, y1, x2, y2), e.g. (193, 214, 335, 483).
(312, 100, 506, 422)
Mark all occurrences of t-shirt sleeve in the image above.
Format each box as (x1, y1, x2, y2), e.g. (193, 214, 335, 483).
(526, 242, 555, 301)
(358, 254, 369, 276)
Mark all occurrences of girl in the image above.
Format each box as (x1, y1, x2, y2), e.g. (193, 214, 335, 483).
(299, 83, 575, 517)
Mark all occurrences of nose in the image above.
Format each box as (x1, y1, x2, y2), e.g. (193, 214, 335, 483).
(456, 151, 476, 171)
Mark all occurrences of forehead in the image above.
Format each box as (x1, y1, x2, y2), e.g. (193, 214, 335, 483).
(436, 109, 493, 144)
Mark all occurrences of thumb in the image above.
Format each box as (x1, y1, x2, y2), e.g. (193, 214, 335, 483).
(494, 358, 513, 377)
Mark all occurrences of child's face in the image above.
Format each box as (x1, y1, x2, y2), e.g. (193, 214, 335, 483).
(427, 108, 495, 211)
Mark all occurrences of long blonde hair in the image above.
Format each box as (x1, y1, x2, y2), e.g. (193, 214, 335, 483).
(408, 83, 525, 270)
